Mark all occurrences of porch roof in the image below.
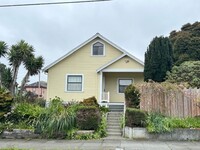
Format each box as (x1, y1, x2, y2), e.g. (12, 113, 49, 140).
(96, 54, 144, 73)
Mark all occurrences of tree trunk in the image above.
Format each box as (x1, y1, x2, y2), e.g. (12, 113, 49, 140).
(19, 71, 30, 95)
(0, 73, 2, 88)
(10, 65, 20, 95)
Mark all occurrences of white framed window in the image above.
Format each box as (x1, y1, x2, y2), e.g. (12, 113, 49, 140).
(66, 74, 83, 92)
(118, 79, 133, 93)
(91, 41, 105, 56)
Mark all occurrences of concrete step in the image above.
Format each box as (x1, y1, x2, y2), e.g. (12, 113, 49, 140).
(107, 132, 121, 136)
(103, 136, 124, 140)
(107, 126, 121, 130)
(107, 128, 121, 133)
(107, 122, 120, 126)
(107, 119, 120, 123)
(107, 114, 122, 117)
(109, 109, 124, 112)
(107, 117, 120, 121)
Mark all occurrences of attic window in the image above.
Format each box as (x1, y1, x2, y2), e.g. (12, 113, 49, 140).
(92, 42, 104, 56)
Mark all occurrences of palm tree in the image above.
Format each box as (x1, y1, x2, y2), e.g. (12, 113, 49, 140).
(0, 41, 8, 88)
(0, 41, 7, 58)
(20, 55, 44, 94)
(8, 40, 34, 95)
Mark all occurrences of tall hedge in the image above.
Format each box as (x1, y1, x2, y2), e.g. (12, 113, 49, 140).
(76, 106, 101, 130)
(125, 84, 140, 108)
(125, 108, 147, 127)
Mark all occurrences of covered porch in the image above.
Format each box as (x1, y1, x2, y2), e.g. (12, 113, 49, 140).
(98, 71, 143, 111)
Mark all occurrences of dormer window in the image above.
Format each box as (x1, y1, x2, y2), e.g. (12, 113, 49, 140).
(92, 41, 105, 56)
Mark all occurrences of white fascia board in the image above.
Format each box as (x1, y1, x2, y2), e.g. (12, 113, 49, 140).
(102, 69, 144, 73)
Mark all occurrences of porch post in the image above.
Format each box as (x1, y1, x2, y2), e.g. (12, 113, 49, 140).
(99, 71, 103, 104)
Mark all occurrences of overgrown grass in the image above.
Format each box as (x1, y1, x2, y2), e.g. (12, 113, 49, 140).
(0, 148, 29, 150)
(35, 97, 75, 138)
(146, 113, 200, 133)
(1, 96, 107, 140)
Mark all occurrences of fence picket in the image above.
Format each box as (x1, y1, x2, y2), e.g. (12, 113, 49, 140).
(140, 87, 200, 118)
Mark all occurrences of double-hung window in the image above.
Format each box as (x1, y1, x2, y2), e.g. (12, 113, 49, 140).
(66, 75, 83, 92)
(92, 42, 104, 56)
(118, 79, 133, 93)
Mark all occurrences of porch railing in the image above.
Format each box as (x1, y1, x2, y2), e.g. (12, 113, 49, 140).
(100, 91, 110, 107)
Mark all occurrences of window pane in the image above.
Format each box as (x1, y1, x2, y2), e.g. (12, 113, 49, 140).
(119, 79, 132, 85)
(94, 42, 103, 47)
(93, 42, 104, 55)
(119, 86, 126, 93)
(67, 83, 82, 91)
(68, 76, 82, 82)
(67, 75, 82, 91)
(118, 79, 133, 93)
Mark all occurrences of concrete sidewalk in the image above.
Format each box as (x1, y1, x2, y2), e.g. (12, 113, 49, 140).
(0, 138, 199, 150)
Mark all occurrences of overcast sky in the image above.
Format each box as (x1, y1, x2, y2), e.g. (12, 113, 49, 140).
(0, 0, 200, 84)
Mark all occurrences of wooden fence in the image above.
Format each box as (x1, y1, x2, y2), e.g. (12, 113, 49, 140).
(140, 87, 200, 118)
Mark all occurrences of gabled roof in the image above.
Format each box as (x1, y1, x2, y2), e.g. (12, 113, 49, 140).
(96, 54, 144, 73)
(43, 33, 144, 72)
(25, 81, 47, 88)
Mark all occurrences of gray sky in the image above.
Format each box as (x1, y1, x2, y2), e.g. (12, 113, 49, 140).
(0, 0, 200, 84)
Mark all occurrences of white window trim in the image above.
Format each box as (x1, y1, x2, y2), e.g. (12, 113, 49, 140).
(117, 78, 134, 94)
(91, 40, 106, 56)
(65, 74, 84, 93)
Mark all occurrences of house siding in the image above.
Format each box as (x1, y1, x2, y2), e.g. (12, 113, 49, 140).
(47, 38, 123, 101)
(105, 56, 144, 70)
(104, 72, 144, 103)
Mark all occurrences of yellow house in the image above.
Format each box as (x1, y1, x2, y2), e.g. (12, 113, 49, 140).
(43, 33, 144, 110)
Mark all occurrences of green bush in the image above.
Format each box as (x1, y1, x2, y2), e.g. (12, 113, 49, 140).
(35, 97, 75, 138)
(146, 113, 200, 133)
(80, 96, 99, 107)
(124, 84, 140, 108)
(95, 113, 107, 137)
(170, 117, 200, 128)
(14, 93, 46, 107)
(146, 113, 172, 133)
(9, 102, 44, 123)
(76, 106, 101, 130)
(125, 108, 147, 127)
(0, 88, 13, 120)
(99, 106, 109, 113)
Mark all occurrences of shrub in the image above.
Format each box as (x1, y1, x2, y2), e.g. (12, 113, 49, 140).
(125, 108, 147, 127)
(80, 96, 99, 107)
(146, 113, 172, 133)
(124, 84, 140, 108)
(14, 93, 46, 107)
(76, 106, 101, 130)
(35, 97, 75, 138)
(0, 88, 13, 121)
(170, 117, 200, 128)
(95, 113, 107, 137)
(99, 106, 109, 113)
(8, 102, 44, 124)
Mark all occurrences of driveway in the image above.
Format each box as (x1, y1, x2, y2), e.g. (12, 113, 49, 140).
(0, 138, 199, 150)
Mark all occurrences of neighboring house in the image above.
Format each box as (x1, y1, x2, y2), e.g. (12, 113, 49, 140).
(43, 33, 144, 107)
(25, 81, 47, 99)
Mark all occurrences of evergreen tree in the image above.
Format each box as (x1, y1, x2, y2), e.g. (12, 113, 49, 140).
(144, 36, 173, 82)
(169, 22, 200, 65)
(166, 61, 200, 88)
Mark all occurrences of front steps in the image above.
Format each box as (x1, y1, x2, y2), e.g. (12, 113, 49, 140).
(106, 112, 123, 139)
(109, 104, 124, 112)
